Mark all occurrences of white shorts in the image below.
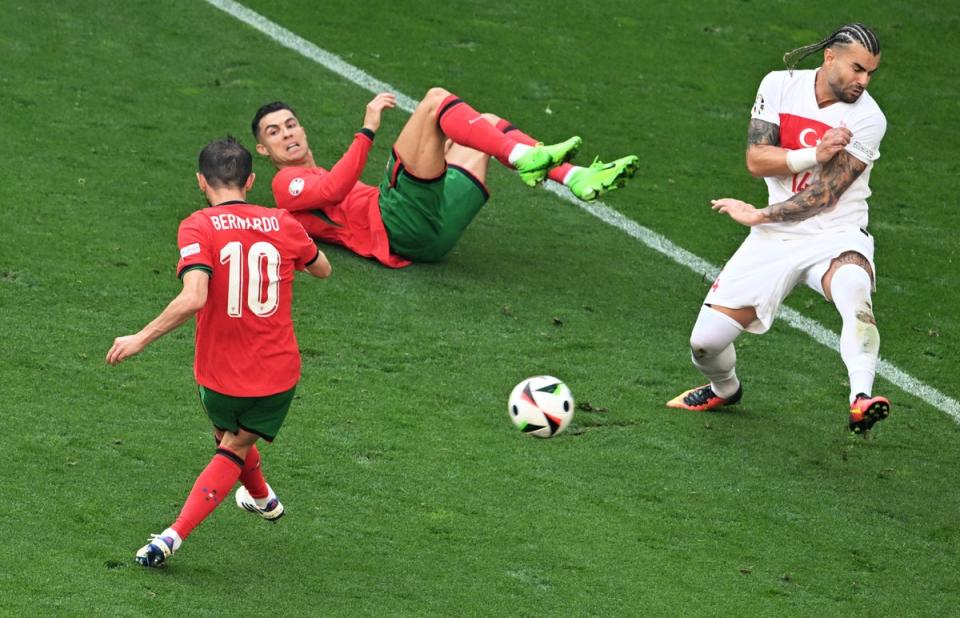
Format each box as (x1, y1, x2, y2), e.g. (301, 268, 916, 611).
(704, 227, 875, 334)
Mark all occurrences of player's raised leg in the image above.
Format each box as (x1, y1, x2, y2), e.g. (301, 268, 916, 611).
(493, 119, 639, 202)
(393, 88, 581, 187)
(443, 114, 496, 185)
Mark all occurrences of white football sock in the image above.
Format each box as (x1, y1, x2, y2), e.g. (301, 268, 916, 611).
(830, 264, 879, 403)
(561, 166, 581, 186)
(507, 143, 533, 165)
(158, 527, 183, 551)
(689, 305, 743, 398)
(253, 484, 276, 508)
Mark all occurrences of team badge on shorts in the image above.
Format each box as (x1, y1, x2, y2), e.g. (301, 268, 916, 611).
(288, 177, 305, 197)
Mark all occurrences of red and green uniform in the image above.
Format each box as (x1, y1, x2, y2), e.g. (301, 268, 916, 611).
(166, 202, 317, 542)
(273, 131, 488, 267)
(176, 201, 319, 399)
(273, 132, 411, 268)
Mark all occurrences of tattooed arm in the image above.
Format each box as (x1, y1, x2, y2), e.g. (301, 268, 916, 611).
(712, 150, 867, 226)
(760, 150, 866, 222)
(745, 118, 788, 177)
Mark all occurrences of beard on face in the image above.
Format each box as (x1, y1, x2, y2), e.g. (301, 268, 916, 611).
(830, 78, 864, 104)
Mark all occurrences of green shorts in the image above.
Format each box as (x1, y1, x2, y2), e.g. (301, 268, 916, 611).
(198, 385, 296, 442)
(378, 151, 490, 262)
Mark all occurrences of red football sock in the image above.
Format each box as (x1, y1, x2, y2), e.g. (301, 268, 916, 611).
(239, 444, 269, 500)
(171, 449, 244, 540)
(494, 119, 574, 183)
(437, 95, 518, 163)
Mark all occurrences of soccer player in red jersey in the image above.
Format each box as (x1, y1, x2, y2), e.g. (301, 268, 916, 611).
(252, 88, 640, 267)
(106, 137, 332, 567)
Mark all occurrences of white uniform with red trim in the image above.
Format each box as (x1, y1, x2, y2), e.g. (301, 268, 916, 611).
(705, 68, 887, 333)
(751, 68, 886, 233)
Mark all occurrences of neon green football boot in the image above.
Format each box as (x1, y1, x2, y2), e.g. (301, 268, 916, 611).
(567, 155, 640, 202)
(513, 136, 582, 187)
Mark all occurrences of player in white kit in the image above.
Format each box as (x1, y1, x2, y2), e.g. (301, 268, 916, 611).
(667, 23, 891, 434)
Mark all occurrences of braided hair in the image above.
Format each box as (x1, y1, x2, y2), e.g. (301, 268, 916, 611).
(783, 23, 881, 72)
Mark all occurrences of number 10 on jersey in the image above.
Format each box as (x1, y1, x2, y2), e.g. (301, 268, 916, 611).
(220, 241, 281, 318)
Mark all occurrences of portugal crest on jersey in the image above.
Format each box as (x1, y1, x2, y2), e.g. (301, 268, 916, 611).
(288, 177, 305, 197)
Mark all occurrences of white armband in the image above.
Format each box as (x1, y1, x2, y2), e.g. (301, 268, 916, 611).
(786, 147, 818, 174)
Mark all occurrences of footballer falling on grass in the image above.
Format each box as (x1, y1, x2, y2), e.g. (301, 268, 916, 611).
(508, 376, 575, 438)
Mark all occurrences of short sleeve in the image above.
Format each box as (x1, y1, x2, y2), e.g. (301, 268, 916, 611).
(844, 108, 886, 164)
(176, 214, 214, 278)
(751, 71, 783, 125)
(281, 210, 320, 270)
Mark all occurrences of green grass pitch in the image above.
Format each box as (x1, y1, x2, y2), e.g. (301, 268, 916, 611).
(1, 0, 958, 615)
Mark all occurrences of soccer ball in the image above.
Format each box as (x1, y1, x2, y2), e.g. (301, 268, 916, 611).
(507, 375, 575, 438)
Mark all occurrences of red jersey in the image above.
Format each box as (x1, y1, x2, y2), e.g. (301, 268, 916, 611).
(176, 202, 319, 396)
(272, 132, 411, 269)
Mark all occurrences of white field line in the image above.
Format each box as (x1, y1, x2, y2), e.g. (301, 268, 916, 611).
(205, 0, 960, 423)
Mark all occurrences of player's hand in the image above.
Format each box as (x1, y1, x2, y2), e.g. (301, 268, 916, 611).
(711, 198, 764, 226)
(363, 93, 396, 133)
(106, 334, 147, 365)
(816, 126, 852, 164)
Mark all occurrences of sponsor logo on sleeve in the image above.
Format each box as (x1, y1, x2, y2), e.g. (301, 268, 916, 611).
(752, 94, 765, 116)
(288, 177, 305, 197)
(180, 242, 201, 258)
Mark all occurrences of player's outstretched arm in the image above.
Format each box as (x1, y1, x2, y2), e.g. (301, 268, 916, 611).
(758, 150, 866, 223)
(282, 96, 395, 210)
(105, 270, 209, 365)
(712, 149, 867, 226)
(363, 93, 396, 133)
(746, 119, 852, 178)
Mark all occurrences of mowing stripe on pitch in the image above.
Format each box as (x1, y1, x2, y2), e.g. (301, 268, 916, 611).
(204, 0, 960, 423)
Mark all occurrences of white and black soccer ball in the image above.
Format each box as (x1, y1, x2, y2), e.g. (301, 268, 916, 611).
(507, 375, 575, 438)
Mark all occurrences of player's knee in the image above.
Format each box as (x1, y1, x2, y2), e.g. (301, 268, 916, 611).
(689, 333, 721, 359)
(424, 87, 452, 108)
(834, 262, 872, 295)
(690, 344, 709, 360)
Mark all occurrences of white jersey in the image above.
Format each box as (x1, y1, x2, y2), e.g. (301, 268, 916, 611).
(750, 69, 886, 235)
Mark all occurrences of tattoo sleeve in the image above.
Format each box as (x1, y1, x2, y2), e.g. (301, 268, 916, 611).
(747, 118, 780, 147)
(760, 151, 867, 223)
